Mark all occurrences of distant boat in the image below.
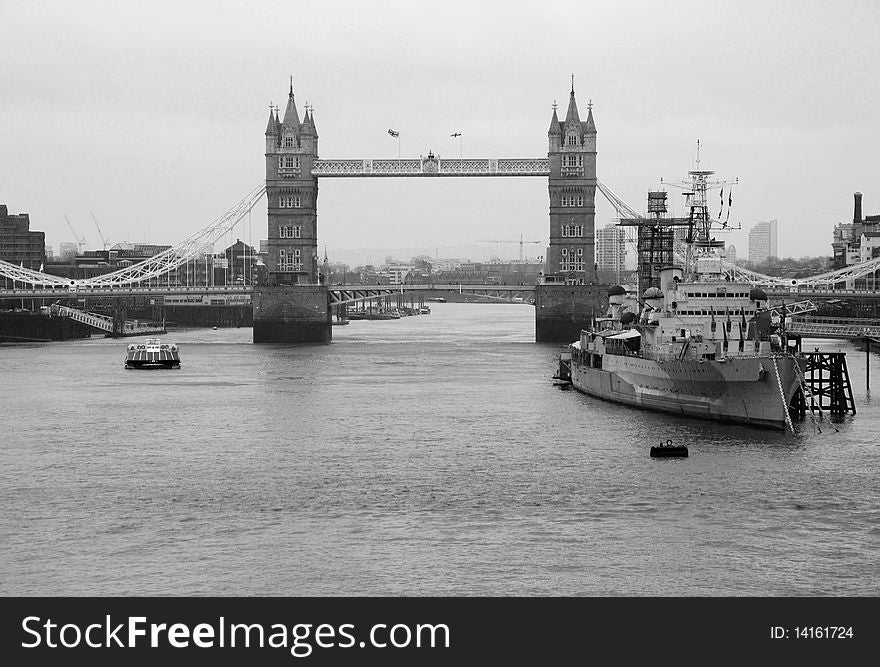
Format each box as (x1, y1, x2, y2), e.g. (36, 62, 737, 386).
(426, 297, 447, 303)
(124, 339, 180, 369)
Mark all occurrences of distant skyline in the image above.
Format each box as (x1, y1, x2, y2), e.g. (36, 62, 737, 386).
(2, 1, 878, 267)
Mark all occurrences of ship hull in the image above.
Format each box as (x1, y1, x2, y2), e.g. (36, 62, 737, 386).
(125, 360, 180, 369)
(571, 354, 804, 430)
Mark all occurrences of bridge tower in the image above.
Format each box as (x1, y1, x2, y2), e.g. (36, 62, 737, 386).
(535, 82, 605, 342)
(264, 79, 320, 285)
(545, 82, 597, 284)
(254, 79, 331, 343)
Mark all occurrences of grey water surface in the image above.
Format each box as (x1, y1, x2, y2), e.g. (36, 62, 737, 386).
(1, 303, 877, 595)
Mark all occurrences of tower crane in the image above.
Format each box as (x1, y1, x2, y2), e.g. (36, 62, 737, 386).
(63, 215, 87, 255)
(91, 210, 111, 250)
(476, 234, 543, 261)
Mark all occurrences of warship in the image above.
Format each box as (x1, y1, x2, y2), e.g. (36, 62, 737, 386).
(567, 148, 806, 430)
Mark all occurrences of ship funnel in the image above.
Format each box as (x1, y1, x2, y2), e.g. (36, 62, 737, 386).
(659, 265, 683, 294)
(854, 192, 863, 224)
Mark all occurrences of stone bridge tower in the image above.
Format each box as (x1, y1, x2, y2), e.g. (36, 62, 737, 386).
(534, 82, 605, 342)
(254, 79, 331, 343)
(545, 83, 597, 284)
(264, 79, 320, 285)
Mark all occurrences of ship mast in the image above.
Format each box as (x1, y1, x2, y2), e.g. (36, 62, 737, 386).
(667, 140, 738, 277)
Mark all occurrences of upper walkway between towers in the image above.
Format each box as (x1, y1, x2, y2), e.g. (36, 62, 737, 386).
(309, 157, 551, 177)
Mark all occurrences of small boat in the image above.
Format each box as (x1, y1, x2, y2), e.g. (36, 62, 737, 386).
(650, 440, 689, 458)
(124, 339, 181, 369)
(419, 306, 431, 314)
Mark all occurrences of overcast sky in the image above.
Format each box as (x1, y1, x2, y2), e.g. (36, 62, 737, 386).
(2, 0, 878, 266)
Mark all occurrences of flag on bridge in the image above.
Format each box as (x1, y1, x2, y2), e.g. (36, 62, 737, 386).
(388, 129, 399, 138)
(451, 132, 461, 137)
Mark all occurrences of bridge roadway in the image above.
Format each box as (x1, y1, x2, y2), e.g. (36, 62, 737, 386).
(0, 283, 536, 303)
(0, 285, 253, 299)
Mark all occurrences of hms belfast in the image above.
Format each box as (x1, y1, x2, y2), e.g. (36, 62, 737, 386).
(566, 148, 807, 430)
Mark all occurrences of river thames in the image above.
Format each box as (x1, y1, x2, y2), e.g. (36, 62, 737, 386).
(1, 303, 877, 595)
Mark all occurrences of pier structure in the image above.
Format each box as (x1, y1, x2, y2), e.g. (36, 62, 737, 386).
(789, 351, 857, 420)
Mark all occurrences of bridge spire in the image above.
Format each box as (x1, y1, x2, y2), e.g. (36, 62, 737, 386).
(564, 82, 580, 124)
(282, 77, 301, 130)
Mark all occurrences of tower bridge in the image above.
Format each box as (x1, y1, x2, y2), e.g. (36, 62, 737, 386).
(3, 78, 880, 343)
(256, 78, 599, 342)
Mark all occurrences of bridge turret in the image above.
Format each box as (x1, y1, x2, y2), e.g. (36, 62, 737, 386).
(264, 105, 279, 153)
(300, 106, 319, 154)
(547, 104, 561, 152)
(584, 103, 596, 152)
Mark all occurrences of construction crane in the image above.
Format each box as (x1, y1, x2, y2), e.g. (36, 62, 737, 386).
(91, 210, 111, 250)
(63, 214, 87, 255)
(476, 234, 543, 261)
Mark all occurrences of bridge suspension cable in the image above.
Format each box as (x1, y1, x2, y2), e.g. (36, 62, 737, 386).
(0, 182, 266, 288)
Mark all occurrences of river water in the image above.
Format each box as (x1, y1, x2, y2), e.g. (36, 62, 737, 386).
(1, 303, 877, 596)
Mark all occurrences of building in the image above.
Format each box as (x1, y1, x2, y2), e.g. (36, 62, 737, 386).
(386, 263, 413, 285)
(725, 244, 737, 262)
(0, 204, 45, 270)
(748, 219, 778, 264)
(221, 239, 260, 285)
(595, 223, 626, 280)
(832, 192, 880, 268)
(264, 81, 319, 285)
(544, 84, 597, 285)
